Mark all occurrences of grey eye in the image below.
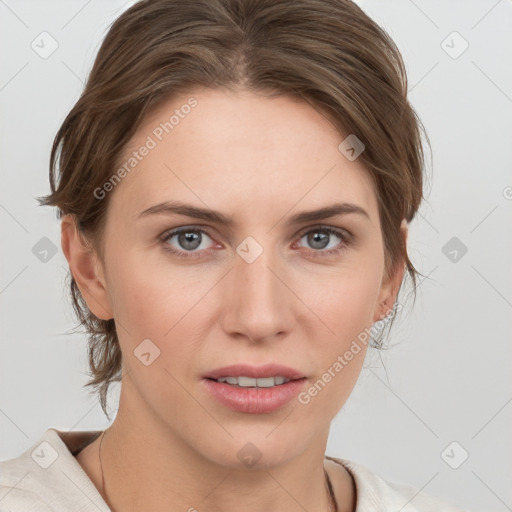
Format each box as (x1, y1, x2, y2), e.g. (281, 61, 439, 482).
(163, 228, 214, 252)
(299, 229, 343, 251)
(178, 231, 202, 250)
(306, 231, 330, 249)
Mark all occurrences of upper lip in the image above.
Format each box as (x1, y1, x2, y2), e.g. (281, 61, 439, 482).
(203, 364, 305, 380)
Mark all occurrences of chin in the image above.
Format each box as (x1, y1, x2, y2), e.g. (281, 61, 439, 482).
(192, 428, 308, 471)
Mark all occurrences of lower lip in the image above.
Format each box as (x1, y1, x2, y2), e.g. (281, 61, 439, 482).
(202, 378, 306, 414)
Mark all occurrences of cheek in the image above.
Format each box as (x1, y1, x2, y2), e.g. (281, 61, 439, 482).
(294, 253, 383, 384)
(300, 259, 383, 340)
(107, 259, 207, 405)
(295, 271, 379, 417)
(106, 250, 215, 350)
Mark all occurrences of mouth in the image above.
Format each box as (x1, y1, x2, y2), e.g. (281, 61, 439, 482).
(209, 376, 295, 387)
(203, 363, 305, 383)
(201, 364, 307, 413)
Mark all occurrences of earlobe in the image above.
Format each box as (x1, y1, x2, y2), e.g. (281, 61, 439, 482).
(372, 219, 408, 323)
(60, 215, 114, 320)
(373, 263, 405, 323)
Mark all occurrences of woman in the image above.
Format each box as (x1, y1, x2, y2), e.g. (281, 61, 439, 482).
(0, 0, 465, 510)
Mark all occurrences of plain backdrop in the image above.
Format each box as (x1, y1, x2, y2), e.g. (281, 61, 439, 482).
(1, 1, 511, 511)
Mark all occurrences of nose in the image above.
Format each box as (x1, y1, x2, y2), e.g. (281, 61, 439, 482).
(220, 241, 294, 344)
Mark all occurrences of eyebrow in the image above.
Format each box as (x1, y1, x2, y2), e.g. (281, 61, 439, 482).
(136, 200, 370, 226)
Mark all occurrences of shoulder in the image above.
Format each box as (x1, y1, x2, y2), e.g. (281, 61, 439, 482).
(326, 455, 469, 512)
(0, 428, 108, 512)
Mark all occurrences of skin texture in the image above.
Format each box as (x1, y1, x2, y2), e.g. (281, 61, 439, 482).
(64, 87, 407, 512)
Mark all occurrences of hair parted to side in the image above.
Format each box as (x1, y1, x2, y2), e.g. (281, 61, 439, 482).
(37, 0, 430, 418)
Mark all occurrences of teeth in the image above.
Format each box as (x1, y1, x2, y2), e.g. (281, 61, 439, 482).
(238, 376, 257, 387)
(215, 376, 291, 387)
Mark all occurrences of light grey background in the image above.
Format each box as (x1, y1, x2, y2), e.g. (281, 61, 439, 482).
(1, 1, 511, 511)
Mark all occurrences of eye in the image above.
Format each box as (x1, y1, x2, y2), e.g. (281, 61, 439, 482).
(295, 226, 351, 258)
(159, 225, 352, 260)
(160, 227, 218, 259)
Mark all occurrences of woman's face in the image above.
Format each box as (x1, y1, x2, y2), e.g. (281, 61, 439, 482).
(73, 87, 404, 468)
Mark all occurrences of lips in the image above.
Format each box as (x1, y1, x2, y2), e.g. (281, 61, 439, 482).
(201, 364, 307, 413)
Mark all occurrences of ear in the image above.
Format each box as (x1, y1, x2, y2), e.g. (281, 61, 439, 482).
(372, 219, 408, 323)
(60, 215, 114, 320)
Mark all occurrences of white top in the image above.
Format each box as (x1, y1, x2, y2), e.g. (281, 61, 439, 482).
(0, 428, 466, 512)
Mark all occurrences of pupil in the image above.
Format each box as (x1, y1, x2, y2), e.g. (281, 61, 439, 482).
(180, 231, 200, 250)
(309, 231, 328, 249)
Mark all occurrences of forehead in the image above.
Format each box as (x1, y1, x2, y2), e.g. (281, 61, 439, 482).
(106, 88, 378, 226)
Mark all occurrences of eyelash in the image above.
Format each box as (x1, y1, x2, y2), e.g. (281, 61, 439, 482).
(159, 225, 352, 260)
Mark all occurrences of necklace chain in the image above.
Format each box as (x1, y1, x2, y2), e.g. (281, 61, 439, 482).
(99, 430, 114, 512)
(98, 429, 337, 512)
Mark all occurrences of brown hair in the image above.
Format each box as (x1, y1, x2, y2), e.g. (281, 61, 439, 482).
(38, 0, 429, 418)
